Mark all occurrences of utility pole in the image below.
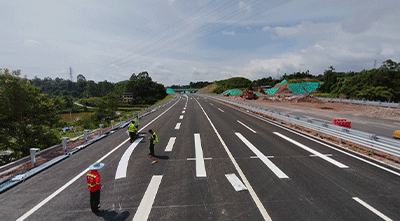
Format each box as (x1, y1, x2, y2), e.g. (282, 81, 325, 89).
(374, 59, 377, 68)
(69, 67, 73, 81)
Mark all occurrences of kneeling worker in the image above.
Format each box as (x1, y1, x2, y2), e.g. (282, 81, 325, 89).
(87, 162, 104, 213)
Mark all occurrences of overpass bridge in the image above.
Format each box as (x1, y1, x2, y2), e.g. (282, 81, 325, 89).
(167, 88, 200, 93)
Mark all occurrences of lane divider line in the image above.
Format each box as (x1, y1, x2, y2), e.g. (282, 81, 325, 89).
(16, 97, 182, 221)
(236, 133, 289, 179)
(274, 132, 348, 169)
(193, 98, 272, 221)
(352, 197, 393, 221)
(175, 123, 181, 130)
(237, 120, 256, 133)
(182, 111, 185, 114)
(251, 156, 274, 159)
(115, 138, 143, 179)
(194, 133, 207, 178)
(218, 108, 224, 112)
(179, 115, 184, 119)
(132, 175, 163, 221)
(225, 173, 247, 192)
(165, 137, 176, 152)
(310, 154, 332, 157)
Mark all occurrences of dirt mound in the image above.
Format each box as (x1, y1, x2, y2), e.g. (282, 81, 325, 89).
(198, 84, 217, 94)
(291, 96, 323, 103)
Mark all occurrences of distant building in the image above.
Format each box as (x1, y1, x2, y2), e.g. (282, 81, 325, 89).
(121, 92, 133, 103)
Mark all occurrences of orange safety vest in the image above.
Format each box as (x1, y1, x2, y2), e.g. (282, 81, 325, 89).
(86, 170, 101, 192)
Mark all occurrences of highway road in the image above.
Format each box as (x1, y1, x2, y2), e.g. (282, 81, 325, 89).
(1, 94, 400, 220)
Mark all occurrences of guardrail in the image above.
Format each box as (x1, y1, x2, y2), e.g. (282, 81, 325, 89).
(203, 94, 400, 158)
(315, 97, 400, 109)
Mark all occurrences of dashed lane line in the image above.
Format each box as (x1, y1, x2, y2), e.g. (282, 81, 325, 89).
(179, 115, 184, 119)
(194, 133, 207, 178)
(237, 120, 256, 133)
(165, 137, 176, 152)
(175, 123, 181, 129)
(132, 175, 163, 221)
(353, 197, 393, 221)
(218, 108, 224, 112)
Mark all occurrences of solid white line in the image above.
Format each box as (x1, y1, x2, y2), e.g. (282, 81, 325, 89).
(353, 197, 393, 221)
(215, 97, 400, 177)
(132, 175, 163, 221)
(310, 154, 332, 157)
(274, 132, 348, 168)
(182, 111, 185, 114)
(251, 156, 274, 159)
(115, 138, 143, 179)
(237, 120, 256, 133)
(179, 115, 184, 119)
(218, 108, 224, 112)
(193, 99, 272, 221)
(236, 133, 289, 179)
(194, 133, 207, 177)
(187, 157, 212, 161)
(225, 173, 247, 191)
(16, 97, 182, 221)
(175, 123, 181, 129)
(165, 137, 176, 152)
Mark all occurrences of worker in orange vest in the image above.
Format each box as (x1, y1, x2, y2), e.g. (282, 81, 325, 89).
(87, 162, 104, 213)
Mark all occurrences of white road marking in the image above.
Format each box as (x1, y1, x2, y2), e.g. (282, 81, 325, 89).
(353, 197, 393, 221)
(194, 99, 272, 221)
(225, 173, 247, 191)
(179, 115, 184, 119)
(182, 111, 185, 114)
(187, 157, 212, 160)
(251, 156, 274, 159)
(394, 122, 400, 125)
(210, 103, 213, 106)
(165, 137, 176, 152)
(115, 138, 143, 179)
(237, 120, 256, 133)
(175, 123, 181, 129)
(194, 133, 207, 177)
(132, 175, 163, 221)
(274, 132, 348, 168)
(15, 97, 182, 221)
(184, 107, 186, 110)
(310, 154, 332, 157)
(218, 108, 224, 112)
(303, 115, 331, 123)
(236, 133, 289, 179)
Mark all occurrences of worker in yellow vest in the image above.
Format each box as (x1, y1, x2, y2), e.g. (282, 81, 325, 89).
(134, 115, 139, 130)
(147, 129, 158, 156)
(128, 121, 136, 143)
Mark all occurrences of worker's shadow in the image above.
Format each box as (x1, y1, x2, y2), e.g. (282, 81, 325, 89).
(95, 210, 129, 221)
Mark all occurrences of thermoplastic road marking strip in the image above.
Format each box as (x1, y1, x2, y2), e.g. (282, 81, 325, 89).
(237, 120, 256, 133)
(193, 98, 272, 221)
(352, 197, 393, 221)
(218, 108, 224, 112)
(274, 132, 348, 168)
(16, 97, 181, 221)
(179, 115, 184, 119)
(175, 123, 181, 129)
(225, 173, 247, 191)
(236, 133, 289, 179)
(194, 133, 207, 177)
(165, 137, 176, 152)
(115, 138, 143, 179)
(132, 175, 163, 221)
(182, 111, 185, 114)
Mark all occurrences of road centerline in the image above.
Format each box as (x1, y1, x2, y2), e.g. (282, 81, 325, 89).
(175, 123, 181, 129)
(165, 137, 176, 152)
(237, 120, 256, 133)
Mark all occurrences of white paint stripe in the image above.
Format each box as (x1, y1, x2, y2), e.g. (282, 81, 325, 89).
(184, 107, 186, 110)
(237, 120, 256, 133)
(251, 156, 274, 159)
(230, 104, 400, 177)
(182, 111, 185, 113)
(115, 138, 143, 179)
(310, 154, 332, 157)
(218, 108, 224, 112)
(225, 173, 247, 191)
(16, 97, 182, 221)
(175, 123, 181, 129)
(132, 175, 163, 221)
(194, 133, 207, 177)
(165, 137, 176, 152)
(236, 133, 289, 179)
(353, 197, 393, 221)
(394, 122, 400, 125)
(187, 157, 212, 161)
(179, 115, 184, 119)
(193, 99, 272, 221)
(274, 132, 348, 168)
(210, 103, 213, 105)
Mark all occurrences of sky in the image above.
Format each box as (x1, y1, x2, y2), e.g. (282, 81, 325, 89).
(1, 0, 399, 86)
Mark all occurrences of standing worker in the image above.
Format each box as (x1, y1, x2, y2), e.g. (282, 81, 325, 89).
(148, 129, 158, 156)
(134, 115, 139, 130)
(86, 162, 104, 214)
(128, 120, 136, 143)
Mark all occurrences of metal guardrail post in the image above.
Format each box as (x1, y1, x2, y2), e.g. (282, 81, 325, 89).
(126, 114, 129, 121)
(84, 130, 89, 142)
(99, 124, 104, 135)
(30, 148, 40, 167)
(62, 137, 69, 153)
(111, 120, 114, 129)
(119, 117, 123, 126)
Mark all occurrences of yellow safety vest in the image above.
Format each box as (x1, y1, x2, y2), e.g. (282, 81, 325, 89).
(128, 123, 136, 132)
(134, 118, 139, 126)
(152, 132, 158, 144)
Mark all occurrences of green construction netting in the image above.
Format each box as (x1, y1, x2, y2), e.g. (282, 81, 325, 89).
(279, 79, 287, 84)
(287, 82, 322, 94)
(221, 89, 243, 96)
(254, 92, 263, 96)
(266, 88, 279, 94)
(166, 88, 175, 93)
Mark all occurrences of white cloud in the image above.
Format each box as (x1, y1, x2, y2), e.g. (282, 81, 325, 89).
(262, 26, 272, 32)
(25, 39, 40, 45)
(222, 31, 235, 36)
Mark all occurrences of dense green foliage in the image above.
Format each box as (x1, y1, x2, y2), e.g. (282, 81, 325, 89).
(213, 77, 253, 94)
(170, 81, 212, 89)
(125, 72, 167, 104)
(0, 69, 60, 164)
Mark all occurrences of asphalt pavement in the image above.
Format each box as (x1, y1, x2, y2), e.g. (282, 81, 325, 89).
(1, 94, 400, 221)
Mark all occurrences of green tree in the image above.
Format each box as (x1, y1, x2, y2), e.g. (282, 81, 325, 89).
(0, 70, 60, 161)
